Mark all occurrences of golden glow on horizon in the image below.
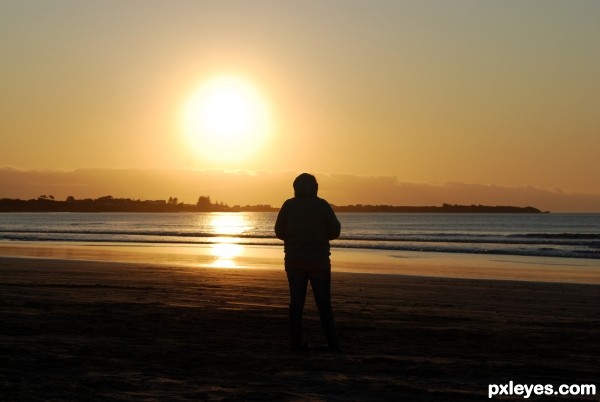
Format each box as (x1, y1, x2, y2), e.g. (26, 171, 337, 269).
(182, 76, 271, 163)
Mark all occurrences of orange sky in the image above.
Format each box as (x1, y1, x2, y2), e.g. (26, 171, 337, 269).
(1, 1, 599, 210)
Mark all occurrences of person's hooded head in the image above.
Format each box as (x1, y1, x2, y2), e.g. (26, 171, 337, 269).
(293, 173, 318, 197)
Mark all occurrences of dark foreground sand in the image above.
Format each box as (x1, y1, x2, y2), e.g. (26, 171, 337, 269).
(1, 257, 598, 401)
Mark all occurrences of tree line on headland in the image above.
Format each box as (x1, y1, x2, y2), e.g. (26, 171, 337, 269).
(0, 195, 545, 213)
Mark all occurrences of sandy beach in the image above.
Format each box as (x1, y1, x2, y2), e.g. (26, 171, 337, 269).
(1, 253, 599, 401)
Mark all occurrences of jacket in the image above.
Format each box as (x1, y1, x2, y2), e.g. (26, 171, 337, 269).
(274, 182, 341, 261)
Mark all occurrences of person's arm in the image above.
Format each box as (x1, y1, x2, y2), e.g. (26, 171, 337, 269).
(274, 202, 288, 240)
(324, 202, 341, 240)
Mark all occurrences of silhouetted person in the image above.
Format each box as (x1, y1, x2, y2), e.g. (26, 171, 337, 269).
(275, 173, 341, 352)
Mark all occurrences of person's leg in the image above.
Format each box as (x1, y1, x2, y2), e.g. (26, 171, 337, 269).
(285, 264, 309, 350)
(308, 262, 340, 351)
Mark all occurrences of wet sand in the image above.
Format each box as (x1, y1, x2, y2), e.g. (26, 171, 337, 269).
(1, 256, 599, 401)
(2, 241, 600, 284)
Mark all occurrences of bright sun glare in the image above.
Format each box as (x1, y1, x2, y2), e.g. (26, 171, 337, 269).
(183, 76, 271, 162)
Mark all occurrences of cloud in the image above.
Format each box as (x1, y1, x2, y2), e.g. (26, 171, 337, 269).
(319, 175, 600, 212)
(0, 167, 295, 207)
(1, 167, 599, 212)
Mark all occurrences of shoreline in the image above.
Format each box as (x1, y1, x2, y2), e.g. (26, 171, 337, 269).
(1, 241, 600, 284)
(1, 256, 598, 401)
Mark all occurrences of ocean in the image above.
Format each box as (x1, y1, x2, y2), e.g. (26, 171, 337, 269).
(1, 212, 599, 260)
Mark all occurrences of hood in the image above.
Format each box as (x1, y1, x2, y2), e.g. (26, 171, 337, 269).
(293, 173, 318, 197)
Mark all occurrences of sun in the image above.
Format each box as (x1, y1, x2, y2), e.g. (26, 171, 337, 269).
(182, 76, 271, 162)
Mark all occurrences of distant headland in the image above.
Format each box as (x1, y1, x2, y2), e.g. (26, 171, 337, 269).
(332, 203, 545, 213)
(0, 195, 545, 213)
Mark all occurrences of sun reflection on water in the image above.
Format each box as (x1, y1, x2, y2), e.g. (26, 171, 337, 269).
(210, 242, 244, 268)
(209, 213, 251, 236)
(207, 213, 250, 268)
